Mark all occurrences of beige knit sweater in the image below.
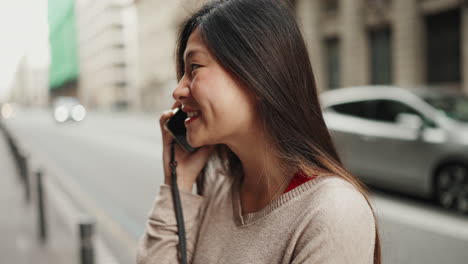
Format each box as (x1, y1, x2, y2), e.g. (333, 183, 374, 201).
(137, 172, 376, 264)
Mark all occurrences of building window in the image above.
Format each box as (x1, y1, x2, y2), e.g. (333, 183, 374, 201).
(323, 0, 339, 13)
(366, 0, 390, 11)
(425, 9, 461, 84)
(369, 27, 392, 84)
(325, 37, 340, 89)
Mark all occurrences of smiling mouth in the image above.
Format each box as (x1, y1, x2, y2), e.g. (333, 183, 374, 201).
(187, 111, 200, 118)
(185, 110, 200, 124)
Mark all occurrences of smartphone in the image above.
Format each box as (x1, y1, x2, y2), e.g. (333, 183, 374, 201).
(165, 108, 198, 152)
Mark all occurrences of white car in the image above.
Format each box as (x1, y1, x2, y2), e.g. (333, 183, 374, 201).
(321, 85, 468, 214)
(52, 96, 86, 123)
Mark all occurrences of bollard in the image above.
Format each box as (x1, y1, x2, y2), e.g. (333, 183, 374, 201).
(23, 155, 31, 203)
(36, 170, 47, 242)
(7, 135, 20, 168)
(6, 134, 19, 159)
(79, 217, 95, 264)
(18, 153, 25, 182)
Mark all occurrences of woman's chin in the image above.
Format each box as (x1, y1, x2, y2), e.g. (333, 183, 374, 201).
(187, 136, 204, 148)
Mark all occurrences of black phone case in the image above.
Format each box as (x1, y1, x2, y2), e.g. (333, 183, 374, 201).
(166, 108, 198, 153)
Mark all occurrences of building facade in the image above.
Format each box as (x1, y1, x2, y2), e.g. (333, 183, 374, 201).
(135, 0, 468, 111)
(8, 0, 50, 107)
(135, 0, 204, 111)
(297, 0, 468, 93)
(48, 0, 80, 99)
(75, 0, 139, 109)
(9, 57, 49, 106)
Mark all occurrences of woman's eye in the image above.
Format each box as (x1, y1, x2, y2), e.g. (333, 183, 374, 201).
(191, 64, 201, 72)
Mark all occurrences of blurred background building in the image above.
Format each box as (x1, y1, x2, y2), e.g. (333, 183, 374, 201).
(48, 0, 79, 100)
(135, 0, 203, 111)
(8, 57, 49, 106)
(74, 0, 139, 110)
(134, 0, 468, 111)
(297, 0, 468, 93)
(2, 0, 467, 110)
(3, 0, 49, 107)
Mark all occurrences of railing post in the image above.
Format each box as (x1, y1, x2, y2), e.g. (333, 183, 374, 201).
(23, 155, 31, 202)
(36, 170, 47, 242)
(79, 217, 95, 264)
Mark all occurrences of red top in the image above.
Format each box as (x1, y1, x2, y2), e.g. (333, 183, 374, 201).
(284, 171, 317, 194)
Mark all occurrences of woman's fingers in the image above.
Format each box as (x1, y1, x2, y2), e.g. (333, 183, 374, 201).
(159, 101, 214, 190)
(159, 109, 173, 124)
(171, 101, 181, 110)
(160, 101, 181, 138)
(159, 109, 174, 131)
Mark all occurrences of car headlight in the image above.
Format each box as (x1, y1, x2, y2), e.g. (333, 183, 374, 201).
(54, 106, 69, 122)
(71, 104, 86, 122)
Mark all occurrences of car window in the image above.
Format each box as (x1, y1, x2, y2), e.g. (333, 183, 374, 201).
(328, 101, 370, 119)
(371, 100, 436, 127)
(423, 95, 468, 123)
(328, 99, 437, 128)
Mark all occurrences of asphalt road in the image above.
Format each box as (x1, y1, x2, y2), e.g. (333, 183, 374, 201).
(4, 107, 468, 264)
(6, 108, 164, 241)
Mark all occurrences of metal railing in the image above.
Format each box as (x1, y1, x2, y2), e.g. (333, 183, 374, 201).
(0, 121, 96, 264)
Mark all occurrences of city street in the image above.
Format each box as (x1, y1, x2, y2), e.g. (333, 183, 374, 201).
(3, 107, 468, 264)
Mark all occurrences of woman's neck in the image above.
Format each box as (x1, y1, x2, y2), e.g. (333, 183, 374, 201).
(226, 132, 293, 214)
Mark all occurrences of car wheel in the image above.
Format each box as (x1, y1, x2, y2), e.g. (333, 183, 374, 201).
(435, 164, 468, 214)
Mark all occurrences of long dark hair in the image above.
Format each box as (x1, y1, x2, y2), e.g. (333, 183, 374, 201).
(175, 0, 381, 263)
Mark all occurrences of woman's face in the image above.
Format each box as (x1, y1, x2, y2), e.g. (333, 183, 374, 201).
(173, 28, 258, 148)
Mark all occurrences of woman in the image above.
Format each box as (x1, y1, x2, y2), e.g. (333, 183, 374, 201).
(138, 0, 381, 263)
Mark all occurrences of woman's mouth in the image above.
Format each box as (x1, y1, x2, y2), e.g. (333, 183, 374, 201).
(185, 111, 200, 124)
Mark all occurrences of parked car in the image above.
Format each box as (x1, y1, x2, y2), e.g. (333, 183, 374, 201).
(52, 96, 86, 123)
(320, 85, 468, 214)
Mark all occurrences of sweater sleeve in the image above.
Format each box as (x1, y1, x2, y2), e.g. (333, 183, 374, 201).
(137, 184, 204, 264)
(291, 185, 376, 264)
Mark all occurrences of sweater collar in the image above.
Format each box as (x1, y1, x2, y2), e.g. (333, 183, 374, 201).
(231, 174, 329, 227)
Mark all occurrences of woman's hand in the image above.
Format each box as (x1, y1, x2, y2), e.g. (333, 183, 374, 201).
(159, 102, 215, 192)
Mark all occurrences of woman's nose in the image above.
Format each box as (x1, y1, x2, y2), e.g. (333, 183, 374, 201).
(172, 80, 191, 101)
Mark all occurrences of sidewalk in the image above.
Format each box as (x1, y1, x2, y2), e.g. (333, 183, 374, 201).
(0, 127, 77, 264)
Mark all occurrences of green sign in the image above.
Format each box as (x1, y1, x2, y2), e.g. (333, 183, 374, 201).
(48, 0, 78, 90)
